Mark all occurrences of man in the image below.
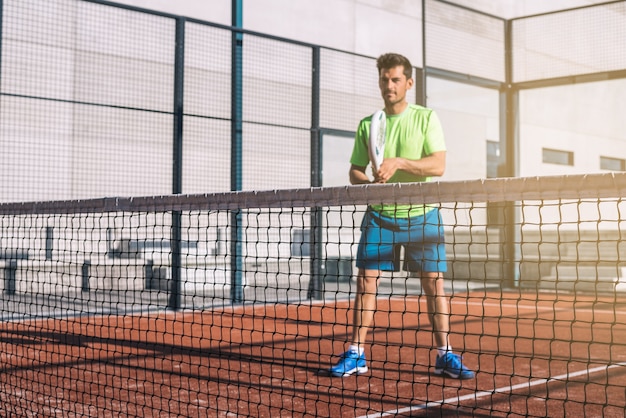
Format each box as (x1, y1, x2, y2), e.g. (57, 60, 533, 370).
(329, 53, 474, 380)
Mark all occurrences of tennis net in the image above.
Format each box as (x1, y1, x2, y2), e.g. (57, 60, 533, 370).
(0, 173, 625, 416)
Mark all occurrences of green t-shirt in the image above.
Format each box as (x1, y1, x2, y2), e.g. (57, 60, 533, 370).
(350, 104, 446, 218)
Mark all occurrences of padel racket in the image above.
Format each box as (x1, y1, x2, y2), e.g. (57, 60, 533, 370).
(369, 109, 386, 171)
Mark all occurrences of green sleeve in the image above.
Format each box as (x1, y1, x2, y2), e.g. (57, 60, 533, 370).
(423, 110, 446, 154)
(350, 118, 371, 167)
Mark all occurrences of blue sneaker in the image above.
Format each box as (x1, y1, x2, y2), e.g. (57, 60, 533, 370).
(329, 350, 368, 377)
(434, 352, 475, 379)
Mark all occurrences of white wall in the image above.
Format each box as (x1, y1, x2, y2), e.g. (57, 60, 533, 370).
(520, 79, 626, 176)
(114, 0, 424, 66)
(112, 0, 231, 24)
(447, 0, 611, 19)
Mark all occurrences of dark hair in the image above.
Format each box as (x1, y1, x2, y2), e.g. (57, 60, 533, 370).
(376, 53, 413, 80)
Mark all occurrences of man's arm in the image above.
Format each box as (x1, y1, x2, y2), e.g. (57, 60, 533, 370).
(374, 151, 446, 183)
(349, 164, 372, 185)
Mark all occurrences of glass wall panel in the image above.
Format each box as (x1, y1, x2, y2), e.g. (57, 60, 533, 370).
(519, 79, 626, 176)
(426, 78, 500, 181)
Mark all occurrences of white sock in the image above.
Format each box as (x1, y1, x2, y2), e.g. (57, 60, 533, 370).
(349, 345, 364, 355)
(438, 346, 452, 357)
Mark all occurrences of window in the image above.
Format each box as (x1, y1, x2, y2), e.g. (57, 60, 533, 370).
(486, 140, 500, 178)
(542, 148, 573, 166)
(600, 156, 625, 171)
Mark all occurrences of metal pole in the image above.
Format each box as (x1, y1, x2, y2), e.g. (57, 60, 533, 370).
(230, 0, 244, 303)
(420, 0, 427, 106)
(308, 46, 322, 300)
(168, 17, 185, 310)
(0, 0, 4, 91)
(500, 19, 520, 289)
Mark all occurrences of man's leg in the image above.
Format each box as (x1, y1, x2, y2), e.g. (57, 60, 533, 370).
(329, 268, 379, 377)
(420, 272, 475, 379)
(419, 272, 450, 349)
(330, 208, 390, 377)
(351, 268, 380, 346)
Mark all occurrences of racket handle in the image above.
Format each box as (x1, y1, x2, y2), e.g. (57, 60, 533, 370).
(369, 110, 386, 171)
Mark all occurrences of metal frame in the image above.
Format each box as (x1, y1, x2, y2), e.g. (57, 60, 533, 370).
(2, 0, 625, 306)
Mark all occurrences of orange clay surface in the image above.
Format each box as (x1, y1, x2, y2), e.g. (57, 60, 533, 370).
(1, 291, 625, 417)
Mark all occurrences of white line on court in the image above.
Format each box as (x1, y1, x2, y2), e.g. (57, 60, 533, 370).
(356, 361, 626, 418)
(388, 297, 626, 316)
(462, 300, 626, 316)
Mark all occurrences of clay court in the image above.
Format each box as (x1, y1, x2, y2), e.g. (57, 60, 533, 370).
(1, 290, 624, 417)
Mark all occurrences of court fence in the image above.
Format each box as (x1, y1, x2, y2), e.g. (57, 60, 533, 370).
(1, 0, 626, 203)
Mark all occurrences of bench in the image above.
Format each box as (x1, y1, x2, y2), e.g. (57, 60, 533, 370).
(1, 249, 29, 295)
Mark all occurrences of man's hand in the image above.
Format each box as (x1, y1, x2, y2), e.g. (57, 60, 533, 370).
(373, 158, 400, 183)
(374, 152, 446, 183)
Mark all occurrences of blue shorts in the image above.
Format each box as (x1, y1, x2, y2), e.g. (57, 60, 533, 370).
(356, 207, 447, 273)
